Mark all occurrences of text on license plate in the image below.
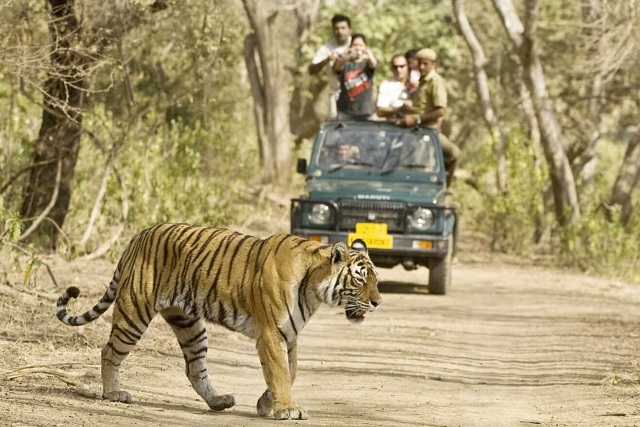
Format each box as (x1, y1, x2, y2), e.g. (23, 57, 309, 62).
(348, 223, 393, 249)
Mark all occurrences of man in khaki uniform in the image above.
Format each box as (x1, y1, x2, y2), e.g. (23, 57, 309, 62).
(397, 48, 460, 187)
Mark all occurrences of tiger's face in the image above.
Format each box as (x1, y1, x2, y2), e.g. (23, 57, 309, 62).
(330, 239, 381, 324)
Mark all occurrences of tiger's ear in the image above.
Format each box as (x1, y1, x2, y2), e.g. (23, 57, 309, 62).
(331, 242, 349, 264)
(350, 238, 368, 253)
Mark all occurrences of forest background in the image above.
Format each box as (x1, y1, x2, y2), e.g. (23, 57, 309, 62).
(0, 0, 638, 283)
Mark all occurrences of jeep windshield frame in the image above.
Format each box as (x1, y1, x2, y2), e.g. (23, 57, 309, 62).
(309, 121, 445, 182)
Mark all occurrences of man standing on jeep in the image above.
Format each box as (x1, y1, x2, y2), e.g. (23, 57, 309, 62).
(397, 48, 460, 187)
(308, 14, 352, 120)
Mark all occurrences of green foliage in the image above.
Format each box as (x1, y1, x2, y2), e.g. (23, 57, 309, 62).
(4, 214, 23, 244)
(456, 130, 545, 255)
(0, 0, 263, 258)
(22, 254, 41, 288)
(121, 118, 253, 227)
(553, 140, 640, 282)
(309, 1, 465, 81)
(91, 0, 249, 126)
(556, 207, 640, 283)
(458, 131, 640, 282)
(0, 79, 43, 208)
(68, 104, 258, 256)
(0, 194, 29, 287)
(0, 0, 637, 285)
(0, 196, 23, 243)
(64, 0, 258, 255)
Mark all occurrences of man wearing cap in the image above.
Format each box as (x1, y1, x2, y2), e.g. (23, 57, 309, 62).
(397, 48, 460, 187)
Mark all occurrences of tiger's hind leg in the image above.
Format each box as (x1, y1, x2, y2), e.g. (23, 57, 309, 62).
(101, 300, 155, 403)
(161, 308, 235, 411)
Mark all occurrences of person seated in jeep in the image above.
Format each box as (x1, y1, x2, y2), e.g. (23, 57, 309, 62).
(318, 140, 365, 168)
(336, 142, 358, 161)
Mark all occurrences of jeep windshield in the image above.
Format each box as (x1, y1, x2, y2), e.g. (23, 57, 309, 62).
(314, 123, 441, 174)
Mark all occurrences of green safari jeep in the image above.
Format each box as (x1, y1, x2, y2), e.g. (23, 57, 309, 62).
(290, 120, 457, 295)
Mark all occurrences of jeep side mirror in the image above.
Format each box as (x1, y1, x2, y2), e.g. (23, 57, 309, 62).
(296, 158, 307, 174)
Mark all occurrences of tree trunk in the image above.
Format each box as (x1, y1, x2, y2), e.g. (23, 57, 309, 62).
(492, 0, 581, 226)
(243, 34, 273, 176)
(242, 0, 299, 189)
(15, 1, 167, 249)
(452, 0, 507, 194)
(607, 132, 640, 228)
(289, 0, 326, 146)
(570, 0, 605, 187)
(20, 0, 84, 249)
(513, 55, 547, 243)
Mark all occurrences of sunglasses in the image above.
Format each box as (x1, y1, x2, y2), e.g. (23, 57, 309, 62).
(392, 64, 407, 69)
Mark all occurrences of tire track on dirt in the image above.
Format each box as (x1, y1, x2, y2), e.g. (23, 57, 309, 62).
(297, 262, 640, 424)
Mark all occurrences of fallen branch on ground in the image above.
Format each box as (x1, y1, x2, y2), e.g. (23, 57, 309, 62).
(0, 363, 99, 386)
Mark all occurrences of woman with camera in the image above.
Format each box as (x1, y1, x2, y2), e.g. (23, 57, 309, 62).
(333, 33, 378, 121)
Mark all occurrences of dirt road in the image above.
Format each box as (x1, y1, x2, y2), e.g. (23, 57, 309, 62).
(1, 250, 639, 426)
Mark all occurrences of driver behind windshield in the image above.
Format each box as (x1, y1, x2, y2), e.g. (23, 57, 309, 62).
(336, 142, 358, 161)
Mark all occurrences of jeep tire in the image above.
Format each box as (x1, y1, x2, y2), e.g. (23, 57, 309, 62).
(428, 235, 453, 295)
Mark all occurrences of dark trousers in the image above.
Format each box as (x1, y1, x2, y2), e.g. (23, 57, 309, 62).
(439, 133, 460, 187)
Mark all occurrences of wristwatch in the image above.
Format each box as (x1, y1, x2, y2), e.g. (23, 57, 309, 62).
(415, 115, 422, 125)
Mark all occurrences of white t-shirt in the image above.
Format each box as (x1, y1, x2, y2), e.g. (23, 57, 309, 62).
(311, 37, 351, 93)
(376, 79, 408, 109)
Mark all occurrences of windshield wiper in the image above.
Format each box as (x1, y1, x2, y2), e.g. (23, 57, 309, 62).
(328, 160, 374, 172)
(381, 167, 396, 175)
(381, 163, 428, 175)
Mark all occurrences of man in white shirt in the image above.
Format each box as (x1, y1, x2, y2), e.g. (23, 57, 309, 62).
(308, 14, 352, 120)
(376, 54, 412, 120)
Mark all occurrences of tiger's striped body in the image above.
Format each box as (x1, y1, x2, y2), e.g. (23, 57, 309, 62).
(56, 223, 380, 420)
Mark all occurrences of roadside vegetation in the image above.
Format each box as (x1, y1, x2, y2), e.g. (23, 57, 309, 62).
(1, 0, 638, 283)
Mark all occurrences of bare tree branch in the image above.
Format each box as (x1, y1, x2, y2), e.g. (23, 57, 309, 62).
(77, 163, 129, 261)
(492, 0, 581, 226)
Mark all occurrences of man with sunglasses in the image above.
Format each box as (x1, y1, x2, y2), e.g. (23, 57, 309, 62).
(397, 48, 460, 187)
(375, 54, 412, 119)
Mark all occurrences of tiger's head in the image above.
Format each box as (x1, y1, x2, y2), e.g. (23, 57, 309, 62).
(328, 239, 381, 324)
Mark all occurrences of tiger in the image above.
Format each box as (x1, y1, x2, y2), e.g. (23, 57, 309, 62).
(56, 223, 381, 420)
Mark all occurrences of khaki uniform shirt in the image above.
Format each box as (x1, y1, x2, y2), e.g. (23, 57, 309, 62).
(410, 69, 447, 129)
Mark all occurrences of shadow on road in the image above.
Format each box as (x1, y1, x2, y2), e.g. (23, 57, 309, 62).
(378, 280, 429, 295)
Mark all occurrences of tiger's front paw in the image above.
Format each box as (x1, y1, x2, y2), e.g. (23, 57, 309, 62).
(274, 406, 309, 420)
(103, 390, 132, 403)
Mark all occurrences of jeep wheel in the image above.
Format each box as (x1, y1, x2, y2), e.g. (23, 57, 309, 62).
(428, 235, 453, 295)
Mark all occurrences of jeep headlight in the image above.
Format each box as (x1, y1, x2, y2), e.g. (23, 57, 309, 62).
(308, 203, 333, 225)
(407, 207, 435, 230)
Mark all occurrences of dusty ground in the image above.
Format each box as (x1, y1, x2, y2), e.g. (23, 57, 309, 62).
(1, 235, 639, 427)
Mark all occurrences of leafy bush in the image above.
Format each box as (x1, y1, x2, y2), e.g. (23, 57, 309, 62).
(456, 130, 546, 255)
(68, 106, 259, 258)
(458, 131, 640, 282)
(553, 141, 640, 282)
(556, 208, 640, 282)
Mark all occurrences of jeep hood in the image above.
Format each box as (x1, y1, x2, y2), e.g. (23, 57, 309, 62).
(307, 178, 443, 204)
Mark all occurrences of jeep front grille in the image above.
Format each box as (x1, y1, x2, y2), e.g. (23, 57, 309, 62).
(338, 199, 406, 232)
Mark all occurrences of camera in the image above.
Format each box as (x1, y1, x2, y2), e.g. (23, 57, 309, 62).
(351, 49, 362, 59)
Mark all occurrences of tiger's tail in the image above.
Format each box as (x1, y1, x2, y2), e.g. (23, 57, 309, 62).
(56, 267, 121, 326)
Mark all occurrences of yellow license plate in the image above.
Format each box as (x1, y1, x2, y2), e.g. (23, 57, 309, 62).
(355, 223, 387, 234)
(348, 223, 393, 249)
